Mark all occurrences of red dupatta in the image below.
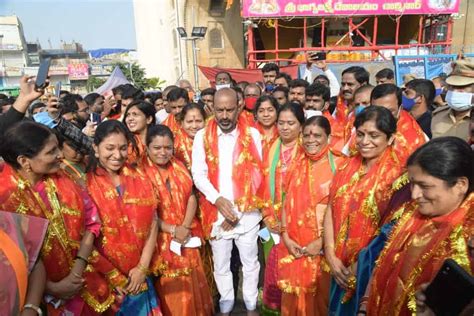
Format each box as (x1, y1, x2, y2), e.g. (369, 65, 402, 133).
(143, 157, 204, 276)
(239, 110, 258, 129)
(0, 163, 116, 313)
(277, 145, 341, 294)
(329, 147, 406, 266)
(367, 193, 474, 315)
(87, 165, 158, 274)
(174, 128, 194, 170)
(199, 119, 263, 238)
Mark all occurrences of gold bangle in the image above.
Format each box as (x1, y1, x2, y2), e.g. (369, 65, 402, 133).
(137, 263, 149, 275)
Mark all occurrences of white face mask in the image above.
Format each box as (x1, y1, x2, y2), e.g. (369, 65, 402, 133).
(305, 110, 323, 119)
(215, 83, 231, 91)
(446, 90, 473, 112)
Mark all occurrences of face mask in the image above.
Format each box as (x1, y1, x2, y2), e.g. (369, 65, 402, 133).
(305, 109, 323, 119)
(265, 84, 275, 93)
(402, 95, 417, 111)
(216, 83, 231, 91)
(354, 104, 366, 116)
(244, 97, 258, 110)
(446, 90, 473, 112)
(33, 111, 58, 128)
(435, 88, 443, 97)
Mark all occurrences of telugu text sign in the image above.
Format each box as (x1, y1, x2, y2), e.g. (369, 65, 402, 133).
(242, 0, 460, 17)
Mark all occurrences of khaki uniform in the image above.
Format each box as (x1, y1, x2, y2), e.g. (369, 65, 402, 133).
(431, 106, 471, 141)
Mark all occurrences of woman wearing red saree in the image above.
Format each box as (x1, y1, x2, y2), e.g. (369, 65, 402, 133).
(360, 137, 474, 315)
(324, 106, 406, 315)
(278, 116, 342, 316)
(261, 103, 305, 314)
(123, 100, 156, 164)
(143, 125, 213, 316)
(254, 95, 279, 162)
(174, 103, 206, 170)
(0, 121, 117, 315)
(87, 120, 161, 315)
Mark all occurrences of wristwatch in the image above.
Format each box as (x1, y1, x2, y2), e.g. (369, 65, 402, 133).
(23, 303, 43, 316)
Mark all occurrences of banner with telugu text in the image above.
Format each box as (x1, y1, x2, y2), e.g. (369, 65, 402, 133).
(242, 0, 460, 18)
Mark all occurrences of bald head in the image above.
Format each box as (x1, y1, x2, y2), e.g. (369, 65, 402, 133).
(214, 88, 239, 133)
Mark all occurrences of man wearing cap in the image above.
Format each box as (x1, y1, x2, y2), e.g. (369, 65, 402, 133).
(431, 59, 474, 141)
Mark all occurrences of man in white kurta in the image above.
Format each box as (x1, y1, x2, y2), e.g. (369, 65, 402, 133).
(192, 88, 262, 316)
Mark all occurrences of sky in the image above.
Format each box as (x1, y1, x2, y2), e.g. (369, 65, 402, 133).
(0, 0, 137, 50)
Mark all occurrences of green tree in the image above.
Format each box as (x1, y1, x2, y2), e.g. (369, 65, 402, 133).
(86, 76, 106, 92)
(146, 77, 166, 90)
(112, 62, 150, 90)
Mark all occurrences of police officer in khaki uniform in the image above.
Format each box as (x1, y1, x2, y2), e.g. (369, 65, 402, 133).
(431, 59, 474, 142)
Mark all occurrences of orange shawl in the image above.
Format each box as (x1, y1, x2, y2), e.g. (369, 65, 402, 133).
(277, 145, 341, 294)
(143, 157, 204, 276)
(260, 138, 303, 230)
(127, 134, 147, 165)
(239, 110, 258, 129)
(199, 119, 263, 238)
(0, 163, 116, 313)
(162, 113, 182, 135)
(174, 128, 194, 170)
(256, 123, 279, 164)
(367, 193, 474, 315)
(329, 147, 407, 266)
(87, 165, 158, 275)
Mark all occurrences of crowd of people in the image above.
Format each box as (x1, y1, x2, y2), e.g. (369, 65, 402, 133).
(0, 54, 473, 316)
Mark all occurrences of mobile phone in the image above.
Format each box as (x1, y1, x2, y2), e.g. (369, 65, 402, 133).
(55, 82, 62, 98)
(35, 58, 51, 90)
(425, 258, 474, 315)
(310, 52, 326, 61)
(90, 112, 102, 124)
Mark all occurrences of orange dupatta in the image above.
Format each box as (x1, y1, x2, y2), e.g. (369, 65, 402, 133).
(0, 164, 116, 313)
(174, 128, 194, 170)
(256, 123, 279, 163)
(277, 145, 341, 294)
(143, 157, 204, 275)
(239, 110, 258, 129)
(162, 113, 182, 135)
(367, 193, 474, 315)
(199, 119, 263, 238)
(329, 147, 406, 267)
(87, 165, 158, 275)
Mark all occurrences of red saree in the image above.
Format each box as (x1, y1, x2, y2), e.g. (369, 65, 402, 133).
(367, 193, 474, 315)
(277, 145, 341, 316)
(143, 157, 213, 316)
(329, 147, 406, 267)
(0, 163, 116, 314)
(199, 119, 263, 238)
(87, 165, 158, 276)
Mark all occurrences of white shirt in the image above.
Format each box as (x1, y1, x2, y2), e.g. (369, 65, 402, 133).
(303, 66, 341, 97)
(155, 109, 169, 124)
(192, 124, 263, 237)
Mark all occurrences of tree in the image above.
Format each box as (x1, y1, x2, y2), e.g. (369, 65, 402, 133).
(86, 76, 106, 92)
(146, 77, 166, 90)
(112, 62, 150, 90)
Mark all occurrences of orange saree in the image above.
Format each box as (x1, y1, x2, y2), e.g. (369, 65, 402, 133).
(86, 165, 158, 276)
(329, 147, 406, 268)
(0, 163, 117, 315)
(277, 145, 341, 316)
(367, 193, 474, 315)
(143, 157, 213, 316)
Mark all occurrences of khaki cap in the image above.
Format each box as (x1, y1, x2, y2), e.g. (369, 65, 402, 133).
(446, 58, 474, 86)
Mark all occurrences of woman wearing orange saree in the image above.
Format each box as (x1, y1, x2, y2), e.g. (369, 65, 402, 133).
(323, 106, 406, 315)
(0, 121, 117, 315)
(254, 95, 279, 162)
(87, 120, 162, 315)
(360, 137, 474, 315)
(143, 125, 213, 316)
(0, 210, 47, 316)
(278, 116, 342, 316)
(123, 100, 156, 164)
(261, 103, 305, 314)
(174, 103, 206, 170)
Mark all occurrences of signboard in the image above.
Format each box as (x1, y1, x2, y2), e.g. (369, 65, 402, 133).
(242, 0, 460, 17)
(68, 63, 89, 80)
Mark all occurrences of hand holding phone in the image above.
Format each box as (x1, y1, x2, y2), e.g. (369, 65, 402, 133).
(35, 58, 51, 91)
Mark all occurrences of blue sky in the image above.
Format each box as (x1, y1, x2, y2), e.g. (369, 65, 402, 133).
(0, 0, 137, 50)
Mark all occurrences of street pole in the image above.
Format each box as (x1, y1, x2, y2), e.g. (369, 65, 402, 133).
(191, 38, 199, 91)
